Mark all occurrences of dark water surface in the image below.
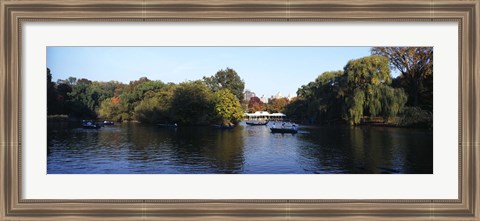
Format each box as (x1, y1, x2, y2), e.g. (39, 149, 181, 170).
(47, 122, 433, 174)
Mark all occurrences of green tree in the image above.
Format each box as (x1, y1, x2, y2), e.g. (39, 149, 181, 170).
(345, 88, 365, 125)
(97, 96, 129, 122)
(47, 69, 74, 115)
(307, 71, 344, 123)
(67, 83, 95, 118)
(203, 68, 245, 101)
(211, 88, 244, 126)
(130, 80, 165, 101)
(65, 79, 104, 118)
(343, 55, 392, 89)
(171, 80, 214, 125)
(67, 77, 77, 85)
(133, 83, 177, 124)
(378, 85, 408, 120)
(285, 70, 344, 124)
(47, 68, 58, 114)
(284, 97, 308, 123)
(55, 82, 72, 114)
(286, 56, 407, 126)
(76, 78, 92, 86)
(96, 78, 164, 121)
(267, 98, 289, 113)
(342, 56, 407, 125)
(371, 47, 433, 108)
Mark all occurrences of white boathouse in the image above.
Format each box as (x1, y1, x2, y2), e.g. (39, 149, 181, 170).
(244, 111, 286, 121)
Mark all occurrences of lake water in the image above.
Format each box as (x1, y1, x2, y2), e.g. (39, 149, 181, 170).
(47, 122, 433, 174)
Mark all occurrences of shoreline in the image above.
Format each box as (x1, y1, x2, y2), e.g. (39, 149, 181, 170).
(47, 115, 431, 129)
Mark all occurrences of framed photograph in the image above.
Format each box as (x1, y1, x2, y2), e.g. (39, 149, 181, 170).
(1, 0, 479, 220)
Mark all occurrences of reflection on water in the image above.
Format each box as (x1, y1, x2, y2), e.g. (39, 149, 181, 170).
(47, 122, 433, 174)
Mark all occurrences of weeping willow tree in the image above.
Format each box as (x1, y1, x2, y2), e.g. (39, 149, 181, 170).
(285, 55, 409, 126)
(342, 56, 407, 125)
(345, 88, 365, 125)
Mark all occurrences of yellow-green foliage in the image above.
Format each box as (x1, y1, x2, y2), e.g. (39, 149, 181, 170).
(344, 55, 392, 87)
(97, 76, 245, 125)
(212, 88, 244, 126)
(98, 97, 129, 122)
(347, 89, 365, 125)
(133, 84, 177, 124)
(343, 56, 407, 125)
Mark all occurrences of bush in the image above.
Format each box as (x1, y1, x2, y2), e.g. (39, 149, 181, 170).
(47, 115, 69, 122)
(397, 106, 432, 128)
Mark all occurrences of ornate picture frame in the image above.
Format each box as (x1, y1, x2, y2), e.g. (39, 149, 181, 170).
(1, 0, 478, 220)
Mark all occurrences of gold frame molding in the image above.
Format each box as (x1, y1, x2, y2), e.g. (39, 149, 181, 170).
(1, 0, 479, 220)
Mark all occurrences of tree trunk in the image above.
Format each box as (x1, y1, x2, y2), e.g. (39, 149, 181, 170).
(411, 78, 420, 107)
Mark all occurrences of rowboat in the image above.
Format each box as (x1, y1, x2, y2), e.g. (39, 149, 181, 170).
(157, 123, 178, 128)
(103, 120, 114, 126)
(246, 121, 268, 126)
(270, 122, 298, 134)
(270, 127, 298, 134)
(82, 120, 101, 129)
(212, 124, 235, 129)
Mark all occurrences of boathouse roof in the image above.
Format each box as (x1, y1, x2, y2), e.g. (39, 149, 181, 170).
(244, 111, 286, 117)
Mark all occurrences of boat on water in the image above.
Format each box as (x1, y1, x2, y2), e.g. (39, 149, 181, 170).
(157, 123, 178, 128)
(246, 120, 268, 126)
(212, 124, 235, 129)
(270, 127, 298, 134)
(270, 122, 298, 134)
(103, 120, 114, 126)
(82, 120, 101, 129)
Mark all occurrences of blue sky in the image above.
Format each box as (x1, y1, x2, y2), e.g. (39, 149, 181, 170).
(47, 47, 377, 98)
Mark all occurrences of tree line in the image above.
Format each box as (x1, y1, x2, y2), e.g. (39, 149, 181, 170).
(47, 68, 245, 126)
(48, 47, 432, 127)
(284, 47, 433, 127)
(246, 96, 289, 114)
